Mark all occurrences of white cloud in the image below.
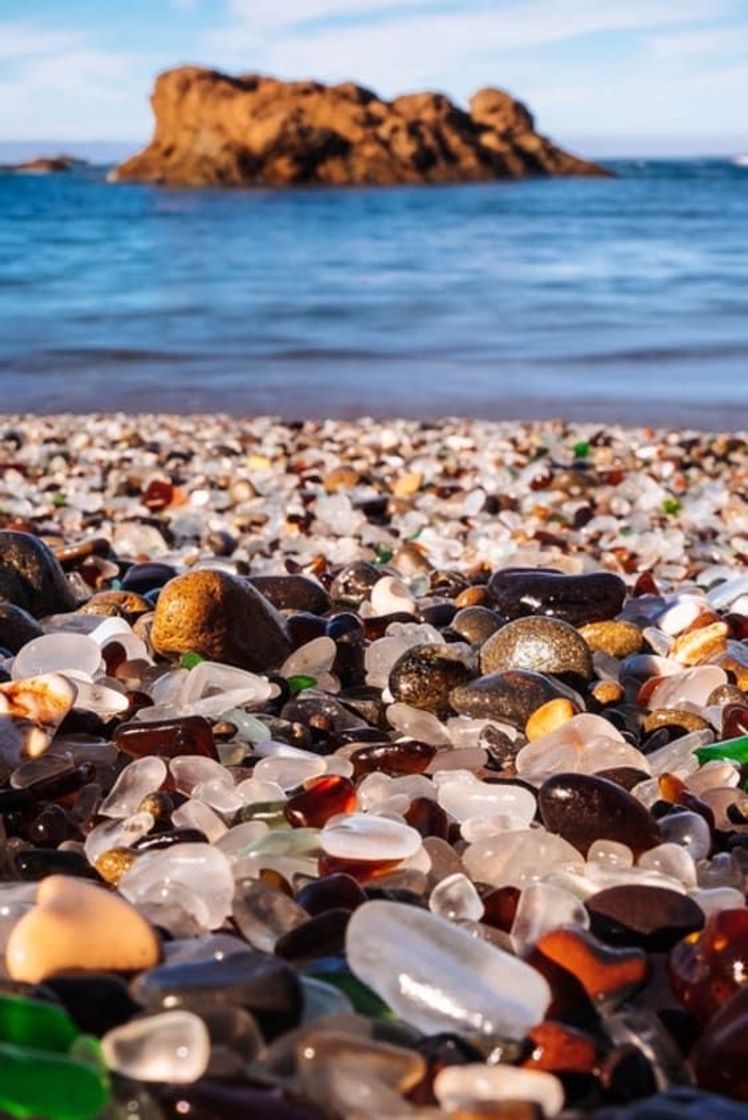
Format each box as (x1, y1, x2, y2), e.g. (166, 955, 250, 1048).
(204, 0, 733, 99)
(0, 19, 84, 61)
(649, 25, 747, 58)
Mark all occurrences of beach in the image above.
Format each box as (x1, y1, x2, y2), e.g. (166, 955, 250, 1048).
(1, 412, 748, 1116)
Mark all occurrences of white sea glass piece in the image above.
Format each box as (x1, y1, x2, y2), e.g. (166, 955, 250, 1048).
(102, 1011, 210, 1082)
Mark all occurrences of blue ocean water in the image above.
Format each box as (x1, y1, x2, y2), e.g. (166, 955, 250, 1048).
(1, 158, 747, 425)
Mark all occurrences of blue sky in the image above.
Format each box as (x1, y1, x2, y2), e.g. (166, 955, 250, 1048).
(1, 0, 747, 155)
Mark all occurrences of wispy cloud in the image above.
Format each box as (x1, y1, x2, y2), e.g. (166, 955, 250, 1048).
(649, 24, 748, 58)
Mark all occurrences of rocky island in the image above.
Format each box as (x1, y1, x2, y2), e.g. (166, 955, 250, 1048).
(112, 66, 610, 188)
(0, 154, 86, 174)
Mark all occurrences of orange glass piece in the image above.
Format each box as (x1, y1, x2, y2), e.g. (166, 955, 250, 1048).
(658, 772, 685, 802)
(284, 775, 356, 829)
(317, 854, 403, 883)
(535, 927, 648, 1001)
(669, 908, 748, 1024)
(522, 1021, 598, 1074)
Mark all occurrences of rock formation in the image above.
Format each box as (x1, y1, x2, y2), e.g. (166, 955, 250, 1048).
(0, 155, 85, 174)
(112, 67, 610, 188)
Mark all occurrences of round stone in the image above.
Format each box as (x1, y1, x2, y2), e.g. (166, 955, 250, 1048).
(489, 568, 626, 626)
(480, 616, 593, 682)
(450, 669, 572, 728)
(539, 772, 661, 857)
(250, 574, 330, 614)
(0, 531, 77, 617)
(151, 569, 290, 672)
(389, 644, 473, 714)
(451, 606, 503, 645)
(330, 561, 381, 606)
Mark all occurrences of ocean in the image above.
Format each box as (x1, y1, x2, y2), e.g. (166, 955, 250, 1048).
(1, 157, 747, 427)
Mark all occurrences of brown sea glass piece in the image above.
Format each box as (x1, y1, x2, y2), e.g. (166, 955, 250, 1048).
(317, 854, 403, 883)
(114, 715, 218, 760)
(691, 986, 748, 1100)
(669, 908, 748, 1023)
(351, 739, 436, 779)
(284, 775, 356, 829)
(405, 796, 449, 840)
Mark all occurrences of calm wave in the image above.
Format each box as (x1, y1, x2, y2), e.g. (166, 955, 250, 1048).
(1, 158, 747, 425)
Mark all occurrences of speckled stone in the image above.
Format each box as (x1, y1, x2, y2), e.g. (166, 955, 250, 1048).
(151, 569, 290, 671)
(579, 620, 644, 658)
(489, 568, 626, 626)
(80, 590, 153, 623)
(539, 772, 661, 857)
(451, 606, 504, 645)
(0, 531, 77, 617)
(480, 616, 593, 682)
(450, 669, 571, 728)
(389, 644, 474, 714)
(250, 574, 330, 615)
(0, 601, 43, 653)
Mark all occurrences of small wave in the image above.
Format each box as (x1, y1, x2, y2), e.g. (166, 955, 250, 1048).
(733, 155, 748, 167)
(552, 342, 748, 366)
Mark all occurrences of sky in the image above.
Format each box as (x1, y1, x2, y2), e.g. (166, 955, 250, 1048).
(1, 0, 747, 157)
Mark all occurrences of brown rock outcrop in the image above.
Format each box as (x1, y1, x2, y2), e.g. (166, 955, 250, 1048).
(112, 67, 610, 188)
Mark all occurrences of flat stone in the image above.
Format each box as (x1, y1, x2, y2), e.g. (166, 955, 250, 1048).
(389, 644, 473, 713)
(480, 616, 593, 682)
(489, 568, 626, 626)
(151, 569, 290, 671)
(450, 669, 571, 728)
(586, 885, 704, 950)
(539, 772, 660, 856)
(6, 874, 160, 982)
(0, 531, 77, 617)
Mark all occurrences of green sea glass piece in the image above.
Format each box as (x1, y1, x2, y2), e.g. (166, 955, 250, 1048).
(0, 1043, 110, 1120)
(696, 734, 748, 765)
(288, 674, 317, 695)
(0, 993, 79, 1053)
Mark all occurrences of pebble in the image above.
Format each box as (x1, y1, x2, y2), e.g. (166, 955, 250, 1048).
(101, 1010, 210, 1082)
(586, 884, 705, 949)
(480, 616, 594, 682)
(450, 669, 571, 727)
(579, 620, 644, 658)
(538, 772, 660, 856)
(346, 900, 551, 1040)
(389, 643, 473, 712)
(0, 530, 77, 617)
(0, 415, 746, 1119)
(489, 569, 626, 626)
(6, 874, 160, 982)
(151, 569, 290, 671)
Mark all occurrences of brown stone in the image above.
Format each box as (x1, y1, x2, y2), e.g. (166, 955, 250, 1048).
(586, 884, 704, 950)
(151, 569, 290, 671)
(642, 708, 711, 735)
(112, 68, 610, 189)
